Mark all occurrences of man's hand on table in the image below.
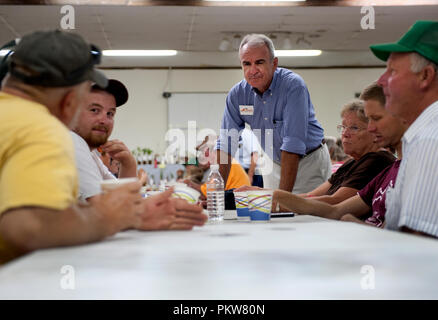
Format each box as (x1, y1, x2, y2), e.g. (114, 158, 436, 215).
(136, 188, 207, 231)
(168, 197, 208, 230)
(89, 180, 144, 236)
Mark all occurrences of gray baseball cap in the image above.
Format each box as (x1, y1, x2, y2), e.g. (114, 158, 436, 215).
(8, 30, 107, 88)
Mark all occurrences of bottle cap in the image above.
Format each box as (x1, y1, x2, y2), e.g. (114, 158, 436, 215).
(210, 164, 219, 171)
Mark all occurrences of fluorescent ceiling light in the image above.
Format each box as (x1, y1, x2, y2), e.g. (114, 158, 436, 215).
(0, 50, 178, 57)
(205, 0, 305, 2)
(103, 50, 177, 57)
(275, 50, 321, 57)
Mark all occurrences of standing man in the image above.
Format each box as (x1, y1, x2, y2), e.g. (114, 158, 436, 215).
(217, 34, 331, 196)
(371, 20, 438, 238)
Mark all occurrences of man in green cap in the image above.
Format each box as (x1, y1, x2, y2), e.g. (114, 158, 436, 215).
(0, 30, 145, 264)
(370, 20, 438, 238)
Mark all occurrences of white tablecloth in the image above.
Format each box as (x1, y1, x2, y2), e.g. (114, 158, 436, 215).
(1, 213, 438, 299)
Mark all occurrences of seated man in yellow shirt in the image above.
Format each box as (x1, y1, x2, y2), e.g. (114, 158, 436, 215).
(184, 135, 250, 204)
(200, 162, 250, 198)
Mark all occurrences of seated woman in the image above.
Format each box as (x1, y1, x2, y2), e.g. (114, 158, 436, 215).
(301, 99, 396, 205)
(273, 82, 409, 227)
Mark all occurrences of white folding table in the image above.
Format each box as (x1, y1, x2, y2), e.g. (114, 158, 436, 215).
(1, 212, 437, 299)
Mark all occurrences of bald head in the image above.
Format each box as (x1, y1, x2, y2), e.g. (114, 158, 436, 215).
(2, 74, 91, 128)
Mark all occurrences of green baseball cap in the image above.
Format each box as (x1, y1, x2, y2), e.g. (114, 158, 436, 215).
(370, 20, 438, 65)
(8, 29, 107, 88)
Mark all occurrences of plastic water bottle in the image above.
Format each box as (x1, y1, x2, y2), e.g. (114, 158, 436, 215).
(206, 164, 225, 221)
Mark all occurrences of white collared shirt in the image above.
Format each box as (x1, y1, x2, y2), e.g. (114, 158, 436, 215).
(234, 128, 262, 171)
(385, 100, 438, 236)
(70, 131, 116, 202)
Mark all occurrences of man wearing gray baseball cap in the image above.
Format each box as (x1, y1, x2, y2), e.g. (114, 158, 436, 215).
(0, 30, 144, 264)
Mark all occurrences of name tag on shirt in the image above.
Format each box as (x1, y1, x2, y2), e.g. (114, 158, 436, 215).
(239, 105, 254, 116)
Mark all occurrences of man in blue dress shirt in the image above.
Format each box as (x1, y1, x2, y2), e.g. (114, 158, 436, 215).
(217, 34, 331, 197)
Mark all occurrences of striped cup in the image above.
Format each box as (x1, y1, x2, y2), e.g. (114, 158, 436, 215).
(247, 190, 274, 222)
(233, 191, 250, 220)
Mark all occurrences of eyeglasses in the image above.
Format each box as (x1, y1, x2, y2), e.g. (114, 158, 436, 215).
(337, 125, 367, 134)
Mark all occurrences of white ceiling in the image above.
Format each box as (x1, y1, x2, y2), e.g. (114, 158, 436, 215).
(0, 3, 437, 68)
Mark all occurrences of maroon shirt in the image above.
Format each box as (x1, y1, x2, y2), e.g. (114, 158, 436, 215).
(358, 160, 401, 228)
(327, 151, 395, 195)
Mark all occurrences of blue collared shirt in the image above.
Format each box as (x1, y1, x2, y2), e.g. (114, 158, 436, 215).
(217, 68, 324, 163)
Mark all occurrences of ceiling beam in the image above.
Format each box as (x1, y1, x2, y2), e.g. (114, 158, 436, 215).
(0, 0, 437, 6)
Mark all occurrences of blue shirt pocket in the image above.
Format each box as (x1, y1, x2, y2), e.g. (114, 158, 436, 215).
(273, 120, 284, 139)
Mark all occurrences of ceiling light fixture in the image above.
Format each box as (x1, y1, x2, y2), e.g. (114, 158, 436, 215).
(282, 37, 293, 50)
(219, 38, 231, 51)
(232, 34, 242, 50)
(296, 35, 312, 48)
(103, 50, 177, 57)
(275, 50, 321, 57)
(205, 0, 305, 2)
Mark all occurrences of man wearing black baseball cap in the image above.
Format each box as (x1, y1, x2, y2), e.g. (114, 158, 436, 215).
(71, 79, 208, 231)
(370, 20, 438, 238)
(71, 78, 137, 202)
(0, 30, 145, 264)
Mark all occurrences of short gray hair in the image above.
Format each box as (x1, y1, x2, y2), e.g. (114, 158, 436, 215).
(239, 34, 276, 61)
(410, 52, 438, 82)
(340, 99, 368, 123)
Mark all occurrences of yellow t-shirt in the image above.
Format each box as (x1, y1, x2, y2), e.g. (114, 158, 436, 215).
(0, 92, 78, 264)
(201, 160, 251, 196)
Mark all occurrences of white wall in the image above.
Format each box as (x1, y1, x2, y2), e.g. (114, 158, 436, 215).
(104, 67, 385, 155)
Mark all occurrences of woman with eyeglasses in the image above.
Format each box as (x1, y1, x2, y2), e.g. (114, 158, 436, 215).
(296, 99, 396, 205)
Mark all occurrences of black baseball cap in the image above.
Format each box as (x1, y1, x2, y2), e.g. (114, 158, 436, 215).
(8, 29, 107, 88)
(91, 79, 129, 107)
